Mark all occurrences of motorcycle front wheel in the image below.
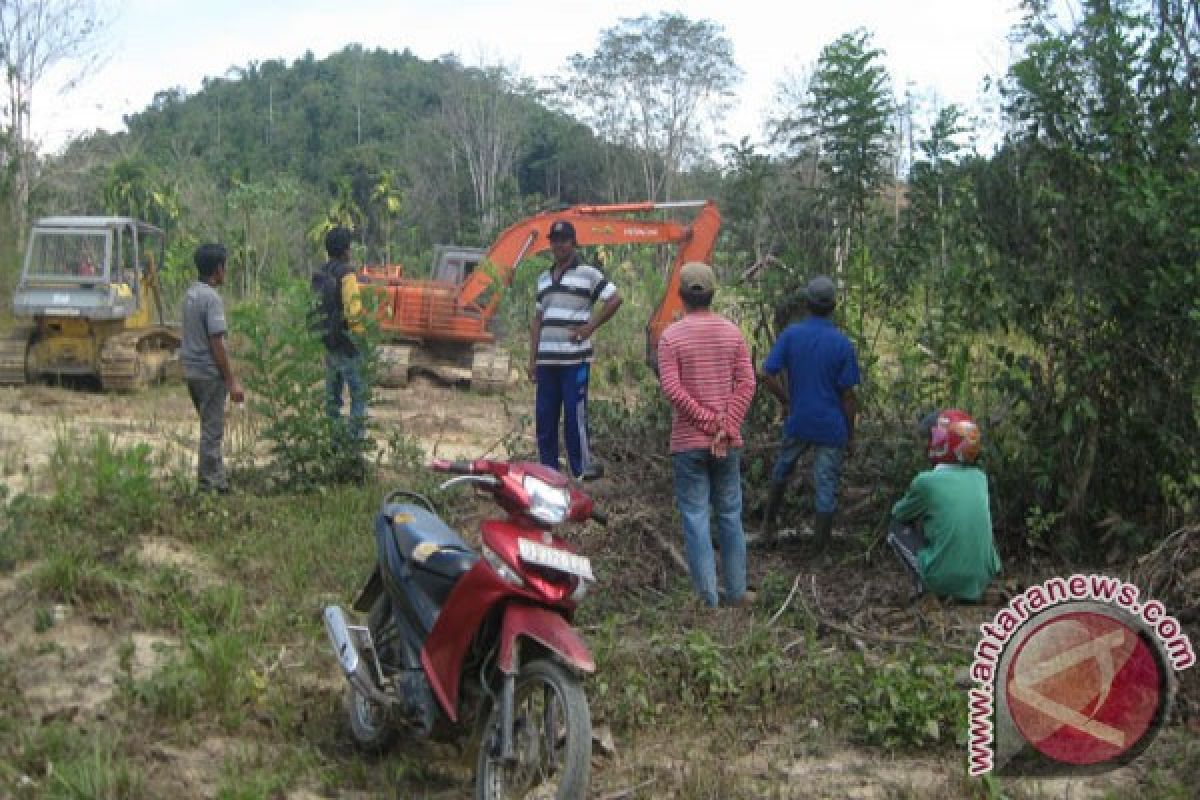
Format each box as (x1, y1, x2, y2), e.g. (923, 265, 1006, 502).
(475, 658, 591, 800)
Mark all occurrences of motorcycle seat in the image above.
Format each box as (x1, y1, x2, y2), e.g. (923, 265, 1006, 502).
(382, 503, 478, 580)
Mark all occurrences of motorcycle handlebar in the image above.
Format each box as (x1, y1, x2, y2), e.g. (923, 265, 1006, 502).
(430, 458, 475, 475)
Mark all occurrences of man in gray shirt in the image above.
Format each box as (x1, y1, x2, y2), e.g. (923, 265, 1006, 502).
(181, 243, 244, 493)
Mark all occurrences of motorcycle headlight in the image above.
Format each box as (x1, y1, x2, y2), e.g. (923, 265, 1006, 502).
(482, 545, 526, 588)
(523, 475, 570, 525)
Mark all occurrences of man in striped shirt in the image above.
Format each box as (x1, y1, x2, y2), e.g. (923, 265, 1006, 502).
(657, 261, 757, 608)
(528, 219, 622, 480)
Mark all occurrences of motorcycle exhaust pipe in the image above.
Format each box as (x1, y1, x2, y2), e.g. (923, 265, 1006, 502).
(323, 605, 396, 708)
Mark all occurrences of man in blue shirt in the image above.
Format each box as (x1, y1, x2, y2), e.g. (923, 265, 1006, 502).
(759, 275, 860, 550)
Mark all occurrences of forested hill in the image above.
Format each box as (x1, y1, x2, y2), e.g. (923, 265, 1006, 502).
(127, 47, 453, 185)
(52, 45, 612, 256)
(127, 46, 589, 192)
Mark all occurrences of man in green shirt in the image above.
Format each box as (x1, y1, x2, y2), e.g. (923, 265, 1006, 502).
(888, 409, 1001, 602)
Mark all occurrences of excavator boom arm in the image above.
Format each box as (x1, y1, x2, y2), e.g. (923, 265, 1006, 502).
(455, 200, 721, 363)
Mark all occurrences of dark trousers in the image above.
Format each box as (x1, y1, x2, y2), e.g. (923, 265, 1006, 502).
(535, 363, 590, 478)
(187, 376, 228, 491)
(887, 519, 926, 594)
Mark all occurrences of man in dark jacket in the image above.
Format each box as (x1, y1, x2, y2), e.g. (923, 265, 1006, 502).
(317, 226, 368, 440)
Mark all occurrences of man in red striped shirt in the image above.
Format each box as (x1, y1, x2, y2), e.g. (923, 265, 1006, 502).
(657, 261, 757, 608)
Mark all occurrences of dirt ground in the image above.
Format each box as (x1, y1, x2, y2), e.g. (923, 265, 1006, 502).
(0, 379, 1171, 798)
(0, 377, 524, 496)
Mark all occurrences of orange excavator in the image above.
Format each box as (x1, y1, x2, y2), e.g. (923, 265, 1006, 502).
(359, 200, 721, 390)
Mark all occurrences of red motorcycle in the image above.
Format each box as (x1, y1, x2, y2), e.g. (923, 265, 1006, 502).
(323, 458, 604, 799)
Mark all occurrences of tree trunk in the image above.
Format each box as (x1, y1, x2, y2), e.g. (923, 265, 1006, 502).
(1064, 417, 1100, 536)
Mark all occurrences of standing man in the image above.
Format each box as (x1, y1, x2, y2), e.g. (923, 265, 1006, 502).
(527, 219, 622, 480)
(314, 226, 368, 441)
(181, 243, 244, 494)
(760, 275, 860, 550)
(658, 262, 756, 608)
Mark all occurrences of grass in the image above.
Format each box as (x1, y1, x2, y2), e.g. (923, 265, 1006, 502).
(0, 427, 1193, 799)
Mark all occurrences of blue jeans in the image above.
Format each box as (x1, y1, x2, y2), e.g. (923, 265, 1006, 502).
(535, 363, 591, 478)
(672, 448, 747, 607)
(770, 437, 845, 514)
(325, 350, 368, 440)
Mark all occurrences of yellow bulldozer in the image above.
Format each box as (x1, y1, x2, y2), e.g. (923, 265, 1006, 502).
(0, 216, 181, 390)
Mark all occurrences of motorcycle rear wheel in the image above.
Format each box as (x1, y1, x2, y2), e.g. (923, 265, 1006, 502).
(475, 658, 591, 800)
(343, 683, 398, 752)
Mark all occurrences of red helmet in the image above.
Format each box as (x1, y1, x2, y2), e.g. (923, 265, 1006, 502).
(927, 408, 981, 465)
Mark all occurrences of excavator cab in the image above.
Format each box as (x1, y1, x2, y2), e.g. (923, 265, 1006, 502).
(430, 245, 485, 286)
(2, 216, 181, 389)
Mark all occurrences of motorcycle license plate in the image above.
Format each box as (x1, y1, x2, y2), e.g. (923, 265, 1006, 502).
(518, 538, 595, 581)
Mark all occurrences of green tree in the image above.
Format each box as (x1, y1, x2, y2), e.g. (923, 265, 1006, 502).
(226, 178, 302, 296)
(559, 12, 741, 201)
(718, 138, 776, 270)
(896, 105, 976, 344)
(976, 0, 1199, 544)
(306, 176, 365, 256)
(781, 28, 895, 269)
(370, 169, 403, 265)
(102, 158, 180, 232)
(102, 159, 155, 220)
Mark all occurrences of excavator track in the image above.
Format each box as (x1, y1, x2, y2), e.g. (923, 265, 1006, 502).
(376, 343, 413, 388)
(470, 345, 513, 393)
(98, 326, 182, 392)
(0, 325, 32, 387)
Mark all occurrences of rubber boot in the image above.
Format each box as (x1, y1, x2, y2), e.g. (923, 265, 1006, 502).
(758, 483, 787, 547)
(812, 512, 834, 552)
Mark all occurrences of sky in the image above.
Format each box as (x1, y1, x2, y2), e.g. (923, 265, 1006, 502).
(36, 0, 1025, 155)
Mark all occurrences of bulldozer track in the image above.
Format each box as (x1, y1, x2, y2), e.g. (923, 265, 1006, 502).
(98, 326, 182, 392)
(0, 325, 32, 387)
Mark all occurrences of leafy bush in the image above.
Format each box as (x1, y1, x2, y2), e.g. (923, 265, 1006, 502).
(31, 543, 135, 606)
(128, 586, 259, 723)
(231, 280, 379, 490)
(833, 650, 966, 751)
(44, 430, 162, 540)
(1, 722, 144, 800)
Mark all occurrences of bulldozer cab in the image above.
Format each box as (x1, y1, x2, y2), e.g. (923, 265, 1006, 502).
(3, 216, 179, 390)
(13, 217, 165, 324)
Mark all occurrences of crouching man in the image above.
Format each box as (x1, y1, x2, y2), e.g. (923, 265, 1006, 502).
(888, 409, 1001, 602)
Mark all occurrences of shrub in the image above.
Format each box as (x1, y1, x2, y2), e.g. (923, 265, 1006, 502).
(231, 281, 379, 490)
